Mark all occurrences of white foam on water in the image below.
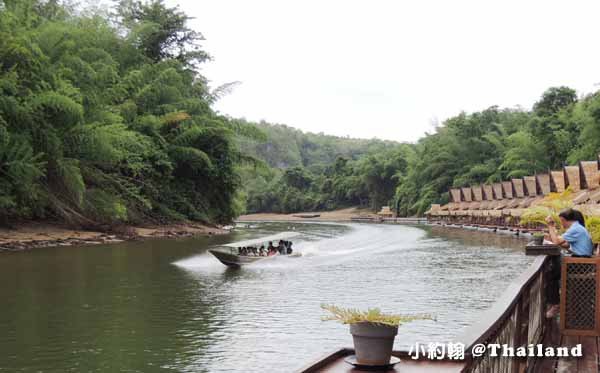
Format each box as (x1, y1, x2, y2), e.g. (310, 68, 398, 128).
(173, 252, 221, 269)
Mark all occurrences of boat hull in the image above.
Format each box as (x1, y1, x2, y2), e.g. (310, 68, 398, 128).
(209, 250, 277, 267)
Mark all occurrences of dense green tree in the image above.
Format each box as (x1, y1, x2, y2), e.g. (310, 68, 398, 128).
(0, 0, 258, 226)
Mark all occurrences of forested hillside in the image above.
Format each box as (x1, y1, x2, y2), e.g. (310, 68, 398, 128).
(3, 1, 600, 225)
(238, 122, 411, 213)
(0, 0, 261, 226)
(242, 87, 600, 216)
(238, 121, 399, 169)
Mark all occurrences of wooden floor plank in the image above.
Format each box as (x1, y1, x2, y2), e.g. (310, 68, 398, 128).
(298, 349, 465, 373)
(578, 336, 598, 373)
(556, 335, 579, 373)
(534, 319, 560, 373)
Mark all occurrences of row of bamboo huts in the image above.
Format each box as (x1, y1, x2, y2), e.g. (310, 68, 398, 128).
(426, 156, 600, 227)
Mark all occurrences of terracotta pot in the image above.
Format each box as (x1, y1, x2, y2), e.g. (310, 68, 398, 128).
(350, 322, 398, 365)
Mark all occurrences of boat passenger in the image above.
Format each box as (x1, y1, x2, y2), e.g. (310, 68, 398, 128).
(287, 242, 293, 255)
(259, 246, 265, 256)
(237, 247, 242, 255)
(544, 208, 594, 319)
(267, 241, 275, 253)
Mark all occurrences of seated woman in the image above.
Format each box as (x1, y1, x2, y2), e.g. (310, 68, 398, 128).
(544, 208, 594, 318)
(545, 209, 593, 257)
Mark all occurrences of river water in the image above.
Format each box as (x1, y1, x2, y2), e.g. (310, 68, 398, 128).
(0, 222, 532, 372)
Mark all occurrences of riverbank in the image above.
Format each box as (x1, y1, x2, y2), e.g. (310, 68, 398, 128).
(236, 207, 373, 222)
(0, 223, 227, 252)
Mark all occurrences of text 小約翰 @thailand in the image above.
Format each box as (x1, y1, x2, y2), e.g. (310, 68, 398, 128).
(408, 342, 583, 360)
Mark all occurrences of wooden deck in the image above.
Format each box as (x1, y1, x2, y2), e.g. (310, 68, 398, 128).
(301, 323, 600, 373)
(298, 349, 465, 373)
(534, 318, 600, 373)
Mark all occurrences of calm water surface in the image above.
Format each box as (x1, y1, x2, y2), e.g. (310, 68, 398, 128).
(0, 222, 532, 372)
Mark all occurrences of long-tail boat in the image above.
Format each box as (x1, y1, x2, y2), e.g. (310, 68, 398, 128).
(209, 231, 299, 268)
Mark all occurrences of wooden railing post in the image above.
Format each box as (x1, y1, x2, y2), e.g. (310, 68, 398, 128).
(512, 282, 528, 373)
(459, 256, 550, 373)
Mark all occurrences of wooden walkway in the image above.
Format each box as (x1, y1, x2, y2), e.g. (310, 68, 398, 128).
(534, 318, 600, 373)
(298, 349, 465, 373)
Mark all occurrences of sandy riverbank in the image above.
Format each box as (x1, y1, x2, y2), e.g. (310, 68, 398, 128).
(0, 223, 227, 252)
(237, 207, 374, 222)
(1, 207, 373, 251)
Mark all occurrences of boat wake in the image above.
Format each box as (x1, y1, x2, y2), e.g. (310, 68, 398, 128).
(173, 253, 220, 269)
(173, 223, 428, 271)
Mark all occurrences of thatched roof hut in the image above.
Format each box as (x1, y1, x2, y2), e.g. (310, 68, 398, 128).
(536, 174, 551, 195)
(472, 185, 483, 201)
(502, 181, 513, 199)
(550, 170, 565, 193)
(523, 176, 537, 197)
(564, 166, 581, 191)
(573, 190, 594, 205)
(588, 189, 600, 203)
(506, 198, 522, 209)
(450, 189, 462, 203)
(494, 200, 509, 210)
(425, 204, 440, 215)
(483, 184, 494, 200)
(580, 161, 600, 190)
(512, 178, 525, 198)
(492, 183, 504, 199)
(489, 210, 502, 217)
(519, 197, 536, 208)
(510, 208, 525, 217)
(461, 187, 473, 202)
(470, 201, 481, 210)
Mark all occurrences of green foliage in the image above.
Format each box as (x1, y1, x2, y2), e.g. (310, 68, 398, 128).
(240, 122, 410, 214)
(585, 216, 600, 244)
(0, 0, 259, 226)
(4, 1, 600, 226)
(520, 188, 574, 230)
(246, 86, 600, 218)
(116, 0, 210, 67)
(320, 304, 433, 327)
(500, 131, 548, 178)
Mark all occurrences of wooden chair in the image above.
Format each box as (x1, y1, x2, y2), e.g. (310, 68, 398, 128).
(560, 256, 600, 336)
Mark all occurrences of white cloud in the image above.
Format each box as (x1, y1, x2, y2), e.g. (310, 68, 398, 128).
(168, 0, 600, 142)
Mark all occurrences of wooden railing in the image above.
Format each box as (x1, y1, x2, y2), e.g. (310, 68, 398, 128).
(457, 255, 551, 373)
(298, 254, 556, 372)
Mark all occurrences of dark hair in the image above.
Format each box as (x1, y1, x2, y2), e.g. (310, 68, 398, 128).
(559, 208, 585, 226)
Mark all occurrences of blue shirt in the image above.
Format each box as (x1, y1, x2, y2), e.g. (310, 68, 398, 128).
(562, 221, 594, 256)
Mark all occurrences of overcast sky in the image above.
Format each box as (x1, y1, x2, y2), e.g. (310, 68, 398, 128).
(166, 0, 600, 142)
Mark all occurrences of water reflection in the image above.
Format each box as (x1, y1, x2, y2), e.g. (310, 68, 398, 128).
(0, 222, 532, 373)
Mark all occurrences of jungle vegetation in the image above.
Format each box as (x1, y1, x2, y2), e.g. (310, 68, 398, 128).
(243, 86, 600, 216)
(3, 1, 600, 225)
(0, 0, 263, 226)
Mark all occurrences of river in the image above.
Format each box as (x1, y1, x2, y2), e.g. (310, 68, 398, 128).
(0, 222, 532, 372)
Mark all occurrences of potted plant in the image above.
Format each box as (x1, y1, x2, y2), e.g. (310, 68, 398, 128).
(532, 232, 544, 245)
(321, 304, 432, 366)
